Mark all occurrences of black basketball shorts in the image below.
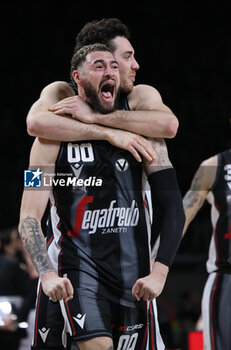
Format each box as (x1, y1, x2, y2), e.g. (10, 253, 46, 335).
(32, 280, 165, 350)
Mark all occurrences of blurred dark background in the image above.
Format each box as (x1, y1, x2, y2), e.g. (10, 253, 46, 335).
(0, 2, 230, 347)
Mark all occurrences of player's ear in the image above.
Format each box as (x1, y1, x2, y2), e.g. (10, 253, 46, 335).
(72, 70, 82, 85)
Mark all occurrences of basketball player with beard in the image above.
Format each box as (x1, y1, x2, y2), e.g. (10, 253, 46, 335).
(19, 44, 184, 350)
(26, 18, 178, 151)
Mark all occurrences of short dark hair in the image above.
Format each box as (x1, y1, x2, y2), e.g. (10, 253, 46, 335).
(74, 18, 131, 53)
(70, 43, 113, 76)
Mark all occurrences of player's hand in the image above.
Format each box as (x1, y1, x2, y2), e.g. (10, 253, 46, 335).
(132, 262, 169, 301)
(106, 128, 155, 162)
(40, 271, 74, 303)
(49, 96, 94, 123)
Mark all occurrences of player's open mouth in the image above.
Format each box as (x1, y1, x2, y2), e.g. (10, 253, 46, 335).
(100, 80, 115, 100)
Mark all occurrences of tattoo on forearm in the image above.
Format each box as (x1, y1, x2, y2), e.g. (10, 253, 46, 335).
(183, 165, 208, 229)
(184, 166, 207, 210)
(191, 166, 205, 191)
(183, 191, 200, 210)
(147, 139, 172, 173)
(19, 216, 53, 275)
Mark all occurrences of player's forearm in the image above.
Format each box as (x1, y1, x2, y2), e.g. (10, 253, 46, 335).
(182, 209, 195, 236)
(94, 110, 179, 138)
(27, 112, 110, 142)
(182, 161, 214, 236)
(182, 191, 205, 236)
(149, 169, 185, 266)
(151, 261, 169, 281)
(18, 215, 54, 276)
(149, 261, 169, 297)
(144, 139, 172, 175)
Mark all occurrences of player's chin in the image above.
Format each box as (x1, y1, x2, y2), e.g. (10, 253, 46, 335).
(121, 82, 134, 95)
(100, 99, 116, 113)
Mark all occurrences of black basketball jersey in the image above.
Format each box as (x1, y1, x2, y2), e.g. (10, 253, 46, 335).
(47, 97, 151, 307)
(206, 149, 231, 272)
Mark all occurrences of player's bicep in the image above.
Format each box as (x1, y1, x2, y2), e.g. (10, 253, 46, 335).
(20, 138, 60, 221)
(183, 159, 216, 217)
(27, 82, 74, 120)
(29, 137, 60, 166)
(40, 82, 74, 105)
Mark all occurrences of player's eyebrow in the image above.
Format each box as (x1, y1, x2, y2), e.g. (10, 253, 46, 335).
(93, 59, 118, 65)
(122, 50, 134, 55)
(93, 59, 104, 64)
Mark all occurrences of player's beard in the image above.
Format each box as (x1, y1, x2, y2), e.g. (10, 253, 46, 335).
(83, 80, 120, 114)
(120, 79, 134, 96)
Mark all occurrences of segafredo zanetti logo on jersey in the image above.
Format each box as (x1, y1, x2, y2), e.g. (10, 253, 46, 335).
(82, 199, 139, 234)
(68, 197, 140, 237)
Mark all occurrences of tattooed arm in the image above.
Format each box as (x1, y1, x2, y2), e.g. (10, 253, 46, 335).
(182, 155, 218, 236)
(144, 138, 173, 175)
(132, 139, 183, 301)
(20, 215, 54, 275)
(18, 138, 74, 302)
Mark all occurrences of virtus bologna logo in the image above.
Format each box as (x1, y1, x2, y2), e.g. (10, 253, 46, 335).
(115, 159, 129, 172)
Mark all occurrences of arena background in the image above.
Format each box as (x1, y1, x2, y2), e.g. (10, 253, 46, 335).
(1, 2, 230, 348)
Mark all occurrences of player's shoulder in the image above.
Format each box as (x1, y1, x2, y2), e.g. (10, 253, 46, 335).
(131, 84, 160, 97)
(40, 81, 75, 99)
(128, 84, 162, 110)
(200, 154, 218, 167)
(197, 154, 218, 189)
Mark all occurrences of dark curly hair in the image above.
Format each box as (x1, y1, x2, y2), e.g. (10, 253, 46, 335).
(74, 18, 131, 53)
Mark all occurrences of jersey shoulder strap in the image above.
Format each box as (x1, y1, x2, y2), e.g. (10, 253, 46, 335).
(117, 94, 130, 111)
